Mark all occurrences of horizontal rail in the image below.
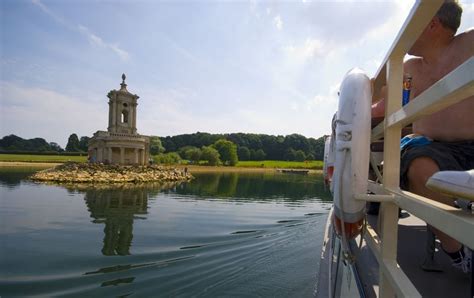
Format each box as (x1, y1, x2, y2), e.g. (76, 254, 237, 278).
(367, 181, 474, 248)
(386, 57, 474, 129)
(379, 187, 474, 249)
(354, 194, 395, 202)
(371, 121, 385, 141)
(368, 180, 389, 195)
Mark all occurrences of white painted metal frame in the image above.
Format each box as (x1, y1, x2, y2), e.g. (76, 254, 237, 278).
(360, 0, 474, 297)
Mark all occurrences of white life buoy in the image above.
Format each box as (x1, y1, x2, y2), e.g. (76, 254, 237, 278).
(332, 68, 371, 239)
(323, 136, 334, 188)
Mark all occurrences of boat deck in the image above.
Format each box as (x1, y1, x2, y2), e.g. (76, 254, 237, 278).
(316, 209, 473, 297)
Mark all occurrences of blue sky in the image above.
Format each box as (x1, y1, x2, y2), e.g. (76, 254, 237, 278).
(1, 0, 473, 147)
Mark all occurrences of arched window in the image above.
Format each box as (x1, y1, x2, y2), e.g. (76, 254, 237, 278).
(121, 110, 129, 123)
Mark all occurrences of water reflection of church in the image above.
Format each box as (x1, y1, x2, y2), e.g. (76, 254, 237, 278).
(84, 188, 148, 256)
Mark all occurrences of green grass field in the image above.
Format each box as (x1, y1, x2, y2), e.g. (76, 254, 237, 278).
(237, 160, 323, 170)
(0, 154, 322, 169)
(0, 154, 87, 163)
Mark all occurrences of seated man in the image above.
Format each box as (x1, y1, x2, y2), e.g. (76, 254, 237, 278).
(371, 0, 474, 273)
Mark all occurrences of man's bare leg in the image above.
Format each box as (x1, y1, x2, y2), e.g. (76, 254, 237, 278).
(407, 157, 462, 253)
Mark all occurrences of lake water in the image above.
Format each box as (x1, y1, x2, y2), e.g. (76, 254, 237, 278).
(0, 167, 332, 297)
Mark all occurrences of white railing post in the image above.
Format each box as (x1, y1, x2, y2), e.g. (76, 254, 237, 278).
(379, 56, 404, 298)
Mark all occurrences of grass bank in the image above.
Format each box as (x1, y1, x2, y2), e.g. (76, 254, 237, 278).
(0, 154, 323, 171)
(0, 154, 87, 163)
(236, 160, 323, 170)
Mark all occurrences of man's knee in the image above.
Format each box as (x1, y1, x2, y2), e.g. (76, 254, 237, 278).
(407, 157, 440, 188)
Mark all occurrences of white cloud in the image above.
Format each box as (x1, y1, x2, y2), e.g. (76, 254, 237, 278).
(274, 15, 283, 30)
(31, 0, 68, 26)
(249, 0, 260, 19)
(283, 38, 327, 62)
(290, 102, 299, 111)
(306, 82, 339, 113)
(359, 1, 413, 46)
(459, 0, 474, 32)
(32, 0, 129, 61)
(0, 81, 105, 147)
(78, 25, 129, 61)
(460, 0, 474, 13)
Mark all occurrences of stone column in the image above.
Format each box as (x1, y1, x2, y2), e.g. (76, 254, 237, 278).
(132, 103, 137, 134)
(108, 101, 113, 130)
(141, 149, 145, 165)
(108, 147, 113, 164)
(111, 99, 116, 132)
(134, 148, 139, 164)
(120, 147, 125, 164)
(97, 147, 103, 162)
(116, 100, 120, 126)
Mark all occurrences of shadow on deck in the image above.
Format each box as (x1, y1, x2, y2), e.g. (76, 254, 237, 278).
(359, 213, 471, 297)
(316, 211, 472, 297)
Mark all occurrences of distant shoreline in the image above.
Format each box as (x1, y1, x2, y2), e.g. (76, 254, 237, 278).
(0, 161, 322, 174)
(177, 164, 321, 174)
(0, 161, 62, 168)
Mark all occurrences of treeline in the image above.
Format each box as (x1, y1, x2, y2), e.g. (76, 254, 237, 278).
(1, 132, 326, 162)
(0, 134, 90, 153)
(153, 138, 238, 166)
(160, 132, 325, 161)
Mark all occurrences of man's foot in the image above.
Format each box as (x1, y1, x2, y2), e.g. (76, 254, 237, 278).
(451, 246, 472, 273)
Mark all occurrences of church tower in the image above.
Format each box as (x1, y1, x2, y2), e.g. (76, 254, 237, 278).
(107, 74, 139, 135)
(88, 74, 150, 165)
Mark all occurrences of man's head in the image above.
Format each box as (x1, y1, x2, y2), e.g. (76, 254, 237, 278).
(436, 0, 462, 34)
(408, 0, 463, 56)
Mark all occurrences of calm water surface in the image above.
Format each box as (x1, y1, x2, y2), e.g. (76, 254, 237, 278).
(0, 167, 332, 297)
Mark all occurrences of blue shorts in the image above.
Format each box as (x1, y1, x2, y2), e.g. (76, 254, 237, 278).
(400, 140, 474, 190)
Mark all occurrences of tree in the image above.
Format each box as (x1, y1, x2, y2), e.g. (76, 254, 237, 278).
(310, 136, 326, 160)
(285, 148, 297, 161)
(149, 136, 165, 155)
(201, 146, 221, 166)
(178, 146, 199, 159)
(153, 152, 181, 164)
(0, 134, 24, 151)
(49, 142, 63, 152)
(295, 150, 306, 162)
(237, 146, 250, 161)
(0, 134, 61, 152)
(306, 153, 315, 161)
(156, 132, 325, 161)
(284, 134, 310, 152)
(65, 134, 80, 152)
(79, 136, 90, 152)
(251, 149, 266, 161)
(212, 139, 238, 166)
(29, 138, 51, 152)
(184, 147, 202, 164)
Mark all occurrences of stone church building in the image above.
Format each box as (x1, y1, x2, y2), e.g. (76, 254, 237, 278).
(88, 74, 150, 165)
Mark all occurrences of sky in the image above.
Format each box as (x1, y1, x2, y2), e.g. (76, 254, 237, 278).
(1, 0, 473, 148)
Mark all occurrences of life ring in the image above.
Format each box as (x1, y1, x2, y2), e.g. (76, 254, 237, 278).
(332, 68, 371, 239)
(323, 135, 334, 188)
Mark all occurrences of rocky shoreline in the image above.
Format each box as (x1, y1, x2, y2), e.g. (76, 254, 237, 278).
(30, 162, 193, 183)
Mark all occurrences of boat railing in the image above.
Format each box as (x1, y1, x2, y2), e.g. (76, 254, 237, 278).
(357, 0, 474, 297)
